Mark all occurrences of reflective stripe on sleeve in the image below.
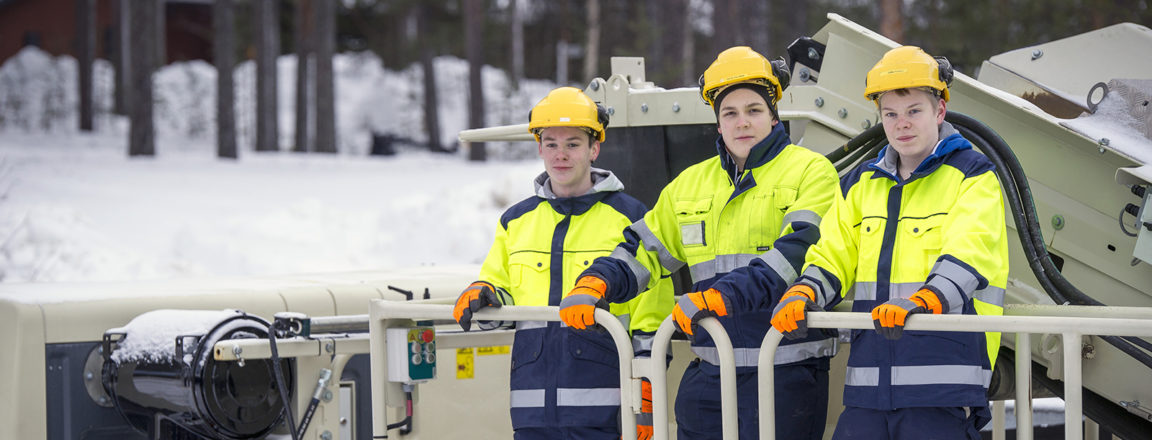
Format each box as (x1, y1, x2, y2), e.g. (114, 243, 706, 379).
(510, 389, 546, 408)
(927, 259, 981, 313)
(756, 248, 798, 285)
(557, 388, 622, 407)
(802, 266, 839, 307)
(610, 246, 652, 296)
(631, 220, 686, 273)
(779, 209, 822, 236)
(691, 338, 837, 367)
(845, 367, 880, 387)
(891, 365, 992, 387)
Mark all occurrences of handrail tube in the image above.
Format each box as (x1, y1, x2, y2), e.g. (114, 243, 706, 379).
(697, 317, 739, 440)
(648, 318, 677, 440)
(639, 315, 737, 440)
(1016, 332, 1033, 440)
(758, 311, 1152, 440)
(367, 301, 637, 439)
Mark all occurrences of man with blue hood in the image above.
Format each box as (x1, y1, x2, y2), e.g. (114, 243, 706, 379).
(770, 46, 1009, 439)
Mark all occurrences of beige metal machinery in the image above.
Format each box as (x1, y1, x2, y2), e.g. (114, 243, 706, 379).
(0, 12, 1149, 440)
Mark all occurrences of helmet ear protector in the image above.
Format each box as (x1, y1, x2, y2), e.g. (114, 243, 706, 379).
(770, 58, 791, 91)
(934, 56, 954, 86)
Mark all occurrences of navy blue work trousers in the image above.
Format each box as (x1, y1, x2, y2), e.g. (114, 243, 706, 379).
(831, 406, 984, 440)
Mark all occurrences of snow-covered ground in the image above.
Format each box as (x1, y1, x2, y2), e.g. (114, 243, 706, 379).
(0, 48, 551, 283)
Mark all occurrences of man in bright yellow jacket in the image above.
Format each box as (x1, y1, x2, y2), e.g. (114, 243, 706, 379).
(452, 87, 673, 440)
(559, 47, 841, 440)
(771, 46, 1009, 439)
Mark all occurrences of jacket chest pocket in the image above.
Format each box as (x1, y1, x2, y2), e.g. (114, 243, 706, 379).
(674, 197, 712, 251)
(509, 252, 550, 303)
(857, 217, 887, 270)
(746, 186, 797, 250)
(900, 216, 945, 269)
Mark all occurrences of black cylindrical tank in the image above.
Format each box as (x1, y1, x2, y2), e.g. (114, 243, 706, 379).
(102, 311, 292, 439)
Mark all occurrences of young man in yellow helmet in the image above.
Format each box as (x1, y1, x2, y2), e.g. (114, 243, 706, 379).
(770, 46, 1009, 439)
(558, 47, 840, 439)
(452, 86, 673, 440)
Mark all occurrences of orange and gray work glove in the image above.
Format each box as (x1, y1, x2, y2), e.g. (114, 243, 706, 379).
(871, 288, 944, 340)
(771, 284, 821, 340)
(671, 289, 730, 338)
(559, 276, 610, 330)
(452, 281, 511, 332)
(636, 378, 653, 440)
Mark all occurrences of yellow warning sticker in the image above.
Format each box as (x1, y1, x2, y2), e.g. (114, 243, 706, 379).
(477, 345, 511, 355)
(456, 348, 474, 379)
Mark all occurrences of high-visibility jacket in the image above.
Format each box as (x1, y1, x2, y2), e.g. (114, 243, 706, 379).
(585, 123, 840, 372)
(798, 122, 1008, 410)
(478, 169, 673, 430)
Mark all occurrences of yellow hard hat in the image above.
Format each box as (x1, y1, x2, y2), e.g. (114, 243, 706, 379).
(699, 46, 788, 108)
(864, 46, 954, 102)
(528, 87, 608, 142)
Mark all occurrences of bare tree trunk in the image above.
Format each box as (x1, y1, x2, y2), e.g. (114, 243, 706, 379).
(556, 39, 568, 85)
(76, 0, 94, 132)
(712, 0, 735, 55)
(156, 0, 166, 67)
(254, 0, 280, 152)
(465, 0, 486, 161)
(314, 0, 336, 153)
(510, 0, 523, 90)
(214, 0, 237, 159)
(128, 0, 155, 156)
(582, 0, 600, 83)
(751, 0, 769, 54)
(115, 0, 130, 115)
(293, 0, 314, 153)
(681, 0, 696, 86)
(879, 0, 904, 43)
(419, 4, 442, 152)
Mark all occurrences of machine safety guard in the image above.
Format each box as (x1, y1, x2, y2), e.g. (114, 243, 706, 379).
(213, 300, 1152, 440)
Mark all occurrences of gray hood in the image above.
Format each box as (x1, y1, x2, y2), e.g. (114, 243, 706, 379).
(533, 167, 624, 199)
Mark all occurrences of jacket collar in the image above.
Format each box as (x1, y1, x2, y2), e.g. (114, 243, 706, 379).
(716, 122, 791, 182)
(533, 167, 623, 215)
(869, 121, 971, 182)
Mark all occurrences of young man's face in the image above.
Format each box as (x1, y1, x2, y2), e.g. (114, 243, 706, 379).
(716, 87, 777, 170)
(878, 88, 946, 169)
(538, 126, 600, 197)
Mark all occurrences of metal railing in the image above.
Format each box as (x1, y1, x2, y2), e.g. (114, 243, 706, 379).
(217, 300, 1152, 440)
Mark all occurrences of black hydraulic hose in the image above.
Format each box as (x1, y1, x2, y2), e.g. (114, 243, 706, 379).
(268, 326, 301, 440)
(851, 136, 889, 172)
(826, 122, 886, 163)
(834, 133, 885, 172)
(948, 113, 1152, 370)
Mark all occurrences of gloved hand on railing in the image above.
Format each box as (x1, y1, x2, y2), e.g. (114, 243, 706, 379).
(770, 284, 821, 340)
(672, 289, 730, 339)
(453, 281, 512, 331)
(637, 378, 653, 440)
(559, 276, 610, 330)
(871, 288, 943, 339)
